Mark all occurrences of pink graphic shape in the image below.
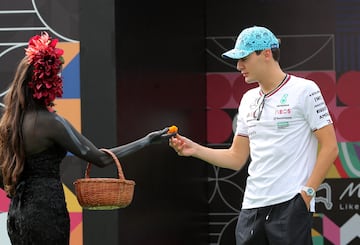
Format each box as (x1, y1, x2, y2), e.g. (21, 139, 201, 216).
(207, 74, 232, 109)
(69, 212, 82, 232)
(323, 215, 340, 245)
(337, 71, 360, 106)
(0, 190, 10, 212)
(207, 109, 233, 144)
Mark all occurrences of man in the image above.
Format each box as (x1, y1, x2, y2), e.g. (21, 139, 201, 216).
(169, 26, 338, 244)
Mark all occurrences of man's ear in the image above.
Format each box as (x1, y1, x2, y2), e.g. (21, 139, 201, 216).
(263, 49, 272, 59)
(264, 49, 272, 58)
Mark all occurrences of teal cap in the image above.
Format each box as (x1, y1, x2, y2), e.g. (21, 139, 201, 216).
(222, 26, 279, 59)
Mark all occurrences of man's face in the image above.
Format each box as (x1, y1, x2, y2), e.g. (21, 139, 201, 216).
(236, 50, 272, 84)
(236, 52, 260, 84)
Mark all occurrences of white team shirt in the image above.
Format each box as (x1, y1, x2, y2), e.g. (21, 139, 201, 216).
(236, 74, 333, 212)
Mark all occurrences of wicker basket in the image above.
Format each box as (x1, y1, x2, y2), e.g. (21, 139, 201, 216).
(74, 148, 135, 210)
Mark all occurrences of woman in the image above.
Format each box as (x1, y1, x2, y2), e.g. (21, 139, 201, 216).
(0, 32, 173, 245)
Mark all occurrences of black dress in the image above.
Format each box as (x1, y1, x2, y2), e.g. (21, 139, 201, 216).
(7, 145, 70, 245)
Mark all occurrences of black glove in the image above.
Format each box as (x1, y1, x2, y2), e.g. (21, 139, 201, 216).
(147, 127, 177, 145)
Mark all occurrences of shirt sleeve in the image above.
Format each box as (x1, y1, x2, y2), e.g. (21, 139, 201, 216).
(235, 93, 249, 136)
(303, 81, 333, 131)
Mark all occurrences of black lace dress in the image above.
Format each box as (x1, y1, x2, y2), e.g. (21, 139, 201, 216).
(7, 145, 70, 245)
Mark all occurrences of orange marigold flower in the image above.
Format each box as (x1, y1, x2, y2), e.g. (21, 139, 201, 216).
(168, 125, 178, 134)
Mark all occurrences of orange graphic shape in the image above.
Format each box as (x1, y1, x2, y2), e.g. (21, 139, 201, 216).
(70, 220, 83, 245)
(57, 42, 80, 69)
(54, 99, 81, 132)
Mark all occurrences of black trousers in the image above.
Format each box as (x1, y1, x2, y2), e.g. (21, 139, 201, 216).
(235, 194, 313, 245)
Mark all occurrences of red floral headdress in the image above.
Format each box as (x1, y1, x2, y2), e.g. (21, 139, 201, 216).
(25, 32, 64, 107)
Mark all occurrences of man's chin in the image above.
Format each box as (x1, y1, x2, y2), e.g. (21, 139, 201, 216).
(244, 78, 258, 84)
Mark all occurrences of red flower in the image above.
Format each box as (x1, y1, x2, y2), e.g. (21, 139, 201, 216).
(25, 32, 64, 108)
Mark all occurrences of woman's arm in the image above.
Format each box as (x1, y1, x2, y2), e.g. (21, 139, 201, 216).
(38, 112, 173, 167)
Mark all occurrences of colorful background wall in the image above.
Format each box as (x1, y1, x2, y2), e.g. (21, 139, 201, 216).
(0, 1, 82, 244)
(205, 0, 360, 244)
(1, 0, 359, 245)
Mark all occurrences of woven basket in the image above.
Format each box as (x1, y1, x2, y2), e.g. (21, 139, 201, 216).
(74, 148, 135, 210)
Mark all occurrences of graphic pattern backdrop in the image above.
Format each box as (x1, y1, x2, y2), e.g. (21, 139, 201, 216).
(0, 1, 81, 244)
(1, 1, 360, 245)
(205, 3, 360, 243)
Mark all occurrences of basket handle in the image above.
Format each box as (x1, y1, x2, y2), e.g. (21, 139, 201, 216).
(84, 148, 125, 180)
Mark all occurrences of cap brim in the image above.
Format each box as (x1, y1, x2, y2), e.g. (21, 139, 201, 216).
(221, 49, 252, 59)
